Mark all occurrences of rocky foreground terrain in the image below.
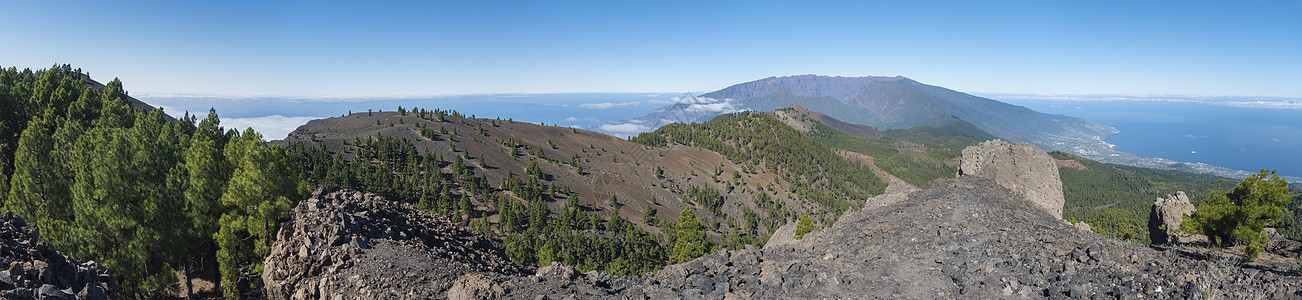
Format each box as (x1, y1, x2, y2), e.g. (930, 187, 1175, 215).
(264, 140, 1302, 299)
(261, 190, 526, 299)
(0, 213, 115, 300)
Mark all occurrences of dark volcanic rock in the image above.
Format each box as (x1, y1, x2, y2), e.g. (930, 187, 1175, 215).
(261, 190, 526, 300)
(0, 212, 115, 300)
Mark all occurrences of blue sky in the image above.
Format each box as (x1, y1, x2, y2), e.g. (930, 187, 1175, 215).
(2, 0, 1300, 97)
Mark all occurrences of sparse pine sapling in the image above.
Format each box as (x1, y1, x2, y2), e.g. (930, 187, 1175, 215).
(795, 213, 814, 239)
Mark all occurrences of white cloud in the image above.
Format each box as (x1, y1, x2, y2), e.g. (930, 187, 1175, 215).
(565, 116, 600, 122)
(577, 101, 641, 109)
(157, 105, 186, 118)
(590, 96, 745, 139)
(1216, 100, 1302, 110)
(1274, 138, 1282, 142)
(596, 122, 656, 138)
(984, 93, 1302, 110)
(685, 102, 737, 113)
(223, 115, 324, 141)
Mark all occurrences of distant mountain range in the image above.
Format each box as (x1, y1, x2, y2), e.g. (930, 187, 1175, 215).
(596, 75, 1302, 181)
(598, 75, 1116, 154)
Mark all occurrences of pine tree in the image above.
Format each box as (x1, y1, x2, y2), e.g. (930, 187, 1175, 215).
(214, 129, 303, 298)
(642, 204, 657, 226)
(794, 213, 814, 239)
(671, 207, 711, 263)
(6, 118, 71, 236)
(460, 194, 473, 223)
(1183, 169, 1293, 260)
(526, 161, 543, 180)
(180, 109, 232, 294)
(68, 126, 155, 295)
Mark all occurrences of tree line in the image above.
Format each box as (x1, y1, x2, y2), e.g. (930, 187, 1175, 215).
(0, 65, 305, 298)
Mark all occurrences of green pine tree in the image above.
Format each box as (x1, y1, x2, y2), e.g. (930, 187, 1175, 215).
(671, 207, 712, 263)
(214, 129, 304, 298)
(1183, 169, 1293, 260)
(795, 213, 815, 239)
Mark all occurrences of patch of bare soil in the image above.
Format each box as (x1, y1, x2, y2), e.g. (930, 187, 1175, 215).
(1056, 158, 1088, 170)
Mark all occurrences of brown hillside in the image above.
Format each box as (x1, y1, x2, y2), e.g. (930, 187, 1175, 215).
(276, 111, 818, 237)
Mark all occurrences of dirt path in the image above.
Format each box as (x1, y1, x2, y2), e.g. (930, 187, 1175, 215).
(835, 149, 914, 190)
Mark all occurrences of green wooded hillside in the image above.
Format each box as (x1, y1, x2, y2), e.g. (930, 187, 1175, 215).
(1051, 152, 1236, 244)
(0, 65, 306, 299)
(813, 116, 994, 188)
(632, 112, 886, 218)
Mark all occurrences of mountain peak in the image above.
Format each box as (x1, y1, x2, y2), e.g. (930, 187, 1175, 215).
(696, 75, 1114, 151)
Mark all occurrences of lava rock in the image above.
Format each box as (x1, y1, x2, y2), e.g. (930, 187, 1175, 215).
(0, 213, 116, 299)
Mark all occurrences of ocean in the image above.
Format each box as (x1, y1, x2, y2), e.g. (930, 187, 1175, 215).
(994, 97, 1302, 178)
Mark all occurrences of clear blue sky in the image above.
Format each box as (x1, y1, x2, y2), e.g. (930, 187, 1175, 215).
(3, 0, 1299, 97)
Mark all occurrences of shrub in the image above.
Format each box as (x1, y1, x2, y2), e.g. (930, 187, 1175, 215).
(1183, 169, 1292, 260)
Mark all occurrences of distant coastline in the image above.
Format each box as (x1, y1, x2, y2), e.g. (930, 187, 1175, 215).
(986, 94, 1302, 182)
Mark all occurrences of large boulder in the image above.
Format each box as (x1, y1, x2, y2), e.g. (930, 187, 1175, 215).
(1149, 191, 1198, 244)
(957, 139, 1065, 219)
(763, 221, 800, 249)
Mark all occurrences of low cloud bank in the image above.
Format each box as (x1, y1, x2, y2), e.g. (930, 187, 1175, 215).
(592, 95, 745, 139)
(983, 93, 1302, 110)
(224, 115, 325, 140)
(577, 102, 642, 109)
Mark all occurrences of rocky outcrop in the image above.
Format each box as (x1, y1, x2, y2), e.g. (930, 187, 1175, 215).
(0, 212, 115, 300)
(763, 222, 800, 249)
(957, 139, 1065, 219)
(1150, 191, 1199, 244)
(494, 177, 1302, 299)
(260, 190, 525, 300)
(768, 179, 919, 250)
(1264, 228, 1302, 258)
(262, 170, 1302, 299)
(262, 178, 1302, 299)
(1074, 221, 1093, 233)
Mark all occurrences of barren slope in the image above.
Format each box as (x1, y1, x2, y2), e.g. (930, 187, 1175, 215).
(276, 110, 855, 238)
